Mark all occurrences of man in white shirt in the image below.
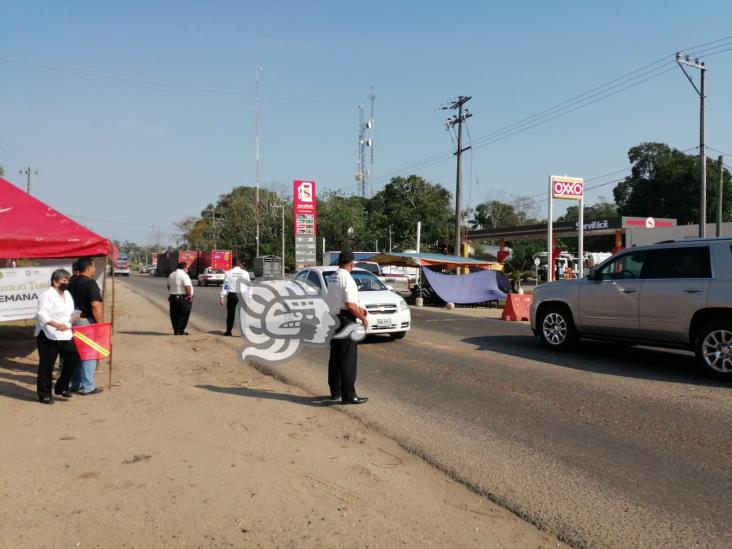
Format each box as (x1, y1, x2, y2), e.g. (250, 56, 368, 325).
(219, 258, 251, 336)
(328, 250, 369, 405)
(167, 261, 194, 335)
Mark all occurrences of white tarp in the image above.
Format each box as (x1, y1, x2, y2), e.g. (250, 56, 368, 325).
(0, 264, 72, 322)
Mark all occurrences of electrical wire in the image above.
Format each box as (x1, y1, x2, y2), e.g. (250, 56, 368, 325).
(360, 37, 732, 192)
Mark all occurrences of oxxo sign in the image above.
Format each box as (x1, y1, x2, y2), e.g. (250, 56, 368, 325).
(551, 176, 584, 200)
(547, 175, 585, 283)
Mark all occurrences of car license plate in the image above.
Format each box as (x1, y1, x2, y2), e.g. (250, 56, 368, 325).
(377, 318, 391, 328)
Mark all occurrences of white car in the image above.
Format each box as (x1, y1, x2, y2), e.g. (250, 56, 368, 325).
(294, 266, 411, 339)
(197, 268, 226, 286)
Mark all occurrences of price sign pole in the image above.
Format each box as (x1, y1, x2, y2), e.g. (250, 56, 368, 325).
(547, 175, 584, 282)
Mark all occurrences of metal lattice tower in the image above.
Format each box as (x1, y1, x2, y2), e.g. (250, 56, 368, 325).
(354, 88, 375, 198)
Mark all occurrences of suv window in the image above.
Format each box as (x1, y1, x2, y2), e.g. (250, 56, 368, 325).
(641, 247, 711, 279)
(597, 251, 646, 280)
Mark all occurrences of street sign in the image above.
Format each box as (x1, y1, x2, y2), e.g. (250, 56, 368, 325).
(534, 257, 541, 266)
(294, 180, 317, 269)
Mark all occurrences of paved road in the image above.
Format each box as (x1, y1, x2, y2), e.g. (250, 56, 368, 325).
(125, 274, 731, 548)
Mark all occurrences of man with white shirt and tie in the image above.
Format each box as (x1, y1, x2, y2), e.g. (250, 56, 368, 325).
(328, 250, 369, 405)
(167, 262, 194, 335)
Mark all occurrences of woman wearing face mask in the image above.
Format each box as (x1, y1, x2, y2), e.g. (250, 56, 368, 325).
(35, 268, 81, 404)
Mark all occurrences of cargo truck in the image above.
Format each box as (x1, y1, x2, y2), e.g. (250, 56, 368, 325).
(156, 250, 200, 278)
(198, 250, 233, 272)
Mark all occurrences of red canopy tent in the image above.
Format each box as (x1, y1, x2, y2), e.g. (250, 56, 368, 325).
(0, 177, 117, 259)
(0, 176, 118, 387)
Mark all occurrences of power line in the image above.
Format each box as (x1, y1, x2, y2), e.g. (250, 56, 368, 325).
(356, 38, 732, 192)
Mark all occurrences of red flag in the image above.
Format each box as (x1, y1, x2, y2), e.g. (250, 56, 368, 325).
(72, 322, 112, 361)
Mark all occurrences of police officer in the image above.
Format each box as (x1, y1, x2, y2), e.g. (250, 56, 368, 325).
(328, 250, 369, 404)
(219, 258, 251, 336)
(167, 261, 193, 335)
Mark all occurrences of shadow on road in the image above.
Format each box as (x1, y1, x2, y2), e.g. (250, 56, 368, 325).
(463, 335, 729, 388)
(195, 384, 335, 407)
(0, 324, 39, 401)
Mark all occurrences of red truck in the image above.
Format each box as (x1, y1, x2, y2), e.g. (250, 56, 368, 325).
(196, 250, 233, 286)
(156, 250, 200, 277)
(199, 250, 232, 271)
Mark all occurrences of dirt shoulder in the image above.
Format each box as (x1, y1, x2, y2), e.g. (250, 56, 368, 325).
(0, 283, 560, 548)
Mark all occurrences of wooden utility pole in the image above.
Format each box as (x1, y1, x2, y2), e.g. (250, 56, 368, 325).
(20, 167, 37, 194)
(444, 96, 472, 256)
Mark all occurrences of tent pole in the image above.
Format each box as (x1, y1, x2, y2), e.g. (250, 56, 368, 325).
(109, 256, 115, 389)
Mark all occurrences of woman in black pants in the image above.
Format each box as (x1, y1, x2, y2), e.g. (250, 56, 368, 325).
(35, 268, 80, 404)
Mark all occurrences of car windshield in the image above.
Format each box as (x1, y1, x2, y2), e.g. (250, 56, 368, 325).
(323, 270, 388, 291)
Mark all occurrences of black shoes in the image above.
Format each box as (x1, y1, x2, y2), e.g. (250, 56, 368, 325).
(330, 393, 342, 401)
(54, 389, 72, 398)
(78, 387, 104, 396)
(341, 396, 368, 405)
(174, 331, 190, 336)
(38, 396, 54, 405)
(223, 331, 232, 336)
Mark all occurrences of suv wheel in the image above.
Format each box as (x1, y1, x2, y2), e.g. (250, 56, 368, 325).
(696, 321, 732, 379)
(539, 305, 578, 350)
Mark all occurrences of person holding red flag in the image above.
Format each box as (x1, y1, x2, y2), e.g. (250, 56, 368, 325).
(68, 257, 105, 395)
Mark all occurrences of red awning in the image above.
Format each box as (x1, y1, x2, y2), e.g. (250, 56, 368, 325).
(0, 177, 117, 259)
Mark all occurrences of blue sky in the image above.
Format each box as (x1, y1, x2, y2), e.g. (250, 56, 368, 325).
(1, 0, 731, 244)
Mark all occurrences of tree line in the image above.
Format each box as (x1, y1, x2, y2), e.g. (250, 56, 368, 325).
(118, 142, 731, 271)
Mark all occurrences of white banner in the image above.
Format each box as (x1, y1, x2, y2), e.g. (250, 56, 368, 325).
(0, 265, 72, 322)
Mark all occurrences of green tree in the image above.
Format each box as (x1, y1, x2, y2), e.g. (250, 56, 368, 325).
(613, 142, 732, 224)
(366, 175, 453, 252)
(317, 192, 368, 251)
(470, 201, 520, 229)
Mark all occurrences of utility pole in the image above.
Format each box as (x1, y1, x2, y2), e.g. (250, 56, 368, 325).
(20, 167, 37, 194)
(718, 155, 724, 237)
(270, 202, 285, 276)
(388, 225, 392, 253)
(255, 65, 263, 256)
(676, 53, 707, 237)
(444, 96, 472, 256)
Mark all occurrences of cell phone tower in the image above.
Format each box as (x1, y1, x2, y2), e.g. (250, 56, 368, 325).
(354, 88, 375, 198)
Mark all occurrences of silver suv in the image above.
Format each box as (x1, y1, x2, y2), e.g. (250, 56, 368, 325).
(530, 238, 732, 378)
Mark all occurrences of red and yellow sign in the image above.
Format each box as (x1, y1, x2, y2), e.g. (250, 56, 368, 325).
(72, 322, 112, 361)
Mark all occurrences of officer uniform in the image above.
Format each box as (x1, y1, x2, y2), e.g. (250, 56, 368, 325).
(328, 251, 368, 404)
(220, 264, 251, 335)
(167, 266, 193, 335)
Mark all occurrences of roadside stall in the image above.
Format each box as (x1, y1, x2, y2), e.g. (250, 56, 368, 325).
(0, 177, 118, 386)
(368, 252, 508, 306)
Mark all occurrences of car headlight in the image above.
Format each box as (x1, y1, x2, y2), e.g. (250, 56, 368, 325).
(398, 298, 409, 311)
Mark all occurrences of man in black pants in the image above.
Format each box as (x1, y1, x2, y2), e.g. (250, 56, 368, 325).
(219, 258, 251, 336)
(327, 250, 369, 405)
(167, 262, 193, 335)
